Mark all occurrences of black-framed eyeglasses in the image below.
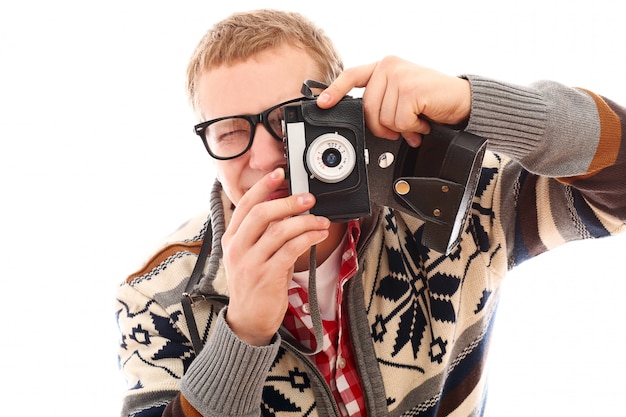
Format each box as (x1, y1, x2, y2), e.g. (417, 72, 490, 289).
(193, 96, 310, 160)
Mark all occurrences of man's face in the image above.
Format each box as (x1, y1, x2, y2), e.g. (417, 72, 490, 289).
(196, 45, 322, 206)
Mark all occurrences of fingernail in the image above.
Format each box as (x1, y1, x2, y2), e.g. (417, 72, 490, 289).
(317, 216, 330, 226)
(317, 92, 331, 106)
(270, 168, 282, 179)
(297, 193, 314, 205)
(316, 230, 330, 243)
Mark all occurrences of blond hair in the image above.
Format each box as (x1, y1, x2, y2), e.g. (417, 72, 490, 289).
(186, 9, 343, 112)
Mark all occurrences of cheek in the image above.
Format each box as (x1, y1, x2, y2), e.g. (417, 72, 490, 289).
(215, 162, 243, 205)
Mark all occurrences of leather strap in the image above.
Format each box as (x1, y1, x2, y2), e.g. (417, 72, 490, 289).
(366, 125, 487, 254)
(181, 220, 213, 354)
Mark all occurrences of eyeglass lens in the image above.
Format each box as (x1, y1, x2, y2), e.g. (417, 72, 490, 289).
(204, 105, 287, 159)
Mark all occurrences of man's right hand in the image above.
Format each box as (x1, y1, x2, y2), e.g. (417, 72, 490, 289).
(220, 168, 331, 346)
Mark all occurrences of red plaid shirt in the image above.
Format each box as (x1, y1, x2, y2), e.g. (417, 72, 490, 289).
(283, 220, 366, 417)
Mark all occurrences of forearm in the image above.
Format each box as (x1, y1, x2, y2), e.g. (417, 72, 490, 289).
(466, 75, 626, 223)
(465, 75, 621, 175)
(180, 308, 280, 417)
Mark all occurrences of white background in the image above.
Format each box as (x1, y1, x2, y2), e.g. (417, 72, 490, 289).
(1, 0, 625, 415)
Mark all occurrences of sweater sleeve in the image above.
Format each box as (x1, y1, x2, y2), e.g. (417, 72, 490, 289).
(464, 75, 626, 265)
(180, 309, 280, 417)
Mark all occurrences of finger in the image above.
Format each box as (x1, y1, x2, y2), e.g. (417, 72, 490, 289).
(227, 214, 330, 279)
(394, 88, 432, 131)
(367, 78, 403, 140)
(400, 132, 423, 148)
(255, 214, 330, 258)
(395, 96, 429, 148)
(271, 227, 330, 268)
(226, 192, 318, 256)
(316, 62, 378, 108)
(226, 168, 287, 234)
(233, 218, 330, 277)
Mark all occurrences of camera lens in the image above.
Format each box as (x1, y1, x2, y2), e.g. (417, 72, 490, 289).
(322, 148, 341, 167)
(306, 132, 356, 183)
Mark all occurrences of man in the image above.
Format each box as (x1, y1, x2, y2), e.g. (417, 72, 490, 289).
(116, 9, 626, 417)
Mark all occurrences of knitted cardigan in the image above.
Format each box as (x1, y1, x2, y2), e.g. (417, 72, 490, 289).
(116, 75, 626, 417)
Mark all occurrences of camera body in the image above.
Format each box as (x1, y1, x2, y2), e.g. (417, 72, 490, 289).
(283, 98, 371, 221)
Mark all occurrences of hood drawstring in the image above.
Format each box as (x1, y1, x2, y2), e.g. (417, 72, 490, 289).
(279, 245, 324, 355)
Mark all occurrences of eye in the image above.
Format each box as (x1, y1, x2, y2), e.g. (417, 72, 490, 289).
(216, 129, 249, 143)
(206, 118, 252, 156)
(209, 118, 250, 141)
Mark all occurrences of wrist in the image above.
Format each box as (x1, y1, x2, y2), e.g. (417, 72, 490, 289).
(452, 76, 472, 125)
(225, 307, 278, 347)
(181, 309, 280, 416)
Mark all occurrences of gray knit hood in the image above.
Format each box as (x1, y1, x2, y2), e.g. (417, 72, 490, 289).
(196, 180, 230, 296)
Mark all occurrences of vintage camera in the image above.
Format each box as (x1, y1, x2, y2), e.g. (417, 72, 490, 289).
(283, 98, 371, 221)
(283, 95, 488, 254)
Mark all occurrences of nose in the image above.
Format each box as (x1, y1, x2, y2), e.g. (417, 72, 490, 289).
(248, 125, 286, 171)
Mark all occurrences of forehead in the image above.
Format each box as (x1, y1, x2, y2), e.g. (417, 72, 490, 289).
(196, 45, 321, 120)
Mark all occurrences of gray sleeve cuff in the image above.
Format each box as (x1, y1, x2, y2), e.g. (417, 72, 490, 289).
(464, 74, 547, 161)
(463, 74, 600, 177)
(181, 308, 280, 417)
